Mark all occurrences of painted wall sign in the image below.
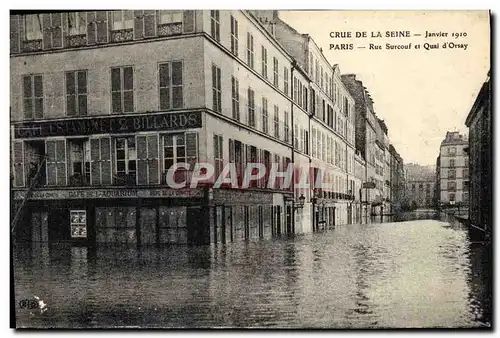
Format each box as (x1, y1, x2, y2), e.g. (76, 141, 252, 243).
(13, 111, 202, 138)
(13, 187, 204, 200)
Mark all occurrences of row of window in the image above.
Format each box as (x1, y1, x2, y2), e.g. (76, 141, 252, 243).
(15, 11, 195, 54)
(446, 146, 468, 157)
(444, 180, 470, 191)
(442, 158, 469, 168)
(448, 192, 469, 203)
(311, 127, 353, 172)
(447, 168, 469, 179)
(22, 62, 183, 119)
(13, 132, 198, 187)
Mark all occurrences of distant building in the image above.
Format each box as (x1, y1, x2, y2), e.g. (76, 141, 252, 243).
(404, 163, 436, 208)
(438, 132, 469, 206)
(465, 71, 491, 232)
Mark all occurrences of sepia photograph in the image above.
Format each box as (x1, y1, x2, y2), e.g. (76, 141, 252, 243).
(9, 8, 492, 329)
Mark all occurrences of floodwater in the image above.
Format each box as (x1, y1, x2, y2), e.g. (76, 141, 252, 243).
(12, 212, 492, 328)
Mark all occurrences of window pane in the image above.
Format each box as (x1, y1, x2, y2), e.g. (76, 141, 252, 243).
(77, 71, 87, 94)
(159, 63, 170, 88)
(123, 91, 134, 112)
(123, 67, 133, 90)
(165, 147, 174, 158)
(78, 95, 87, 115)
(117, 149, 125, 159)
(165, 159, 174, 170)
(116, 138, 125, 149)
(34, 76, 43, 97)
(172, 62, 182, 85)
(111, 68, 121, 91)
(160, 88, 170, 110)
(116, 161, 125, 171)
(67, 95, 76, 115)
(172, 87, 183, 108)
(177, 146, 185, 157)
(128, 160, 136, 171)
(165, 136, 173, 146)
(112, 11, 122, 23)
(112, 92, 122, 113)
(176, 134, 185, 145)
(23, 76, 32, 98)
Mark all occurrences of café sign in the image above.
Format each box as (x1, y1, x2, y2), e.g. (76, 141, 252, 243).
(14, 111, 202, 138)
(13, 188, 204, 200)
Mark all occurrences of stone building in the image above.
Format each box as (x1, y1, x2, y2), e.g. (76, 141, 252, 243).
(438, 132, 469, 206)
(465, 71, 491, 232)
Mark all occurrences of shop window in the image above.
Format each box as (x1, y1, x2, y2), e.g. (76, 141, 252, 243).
(70, 210, 87, 238)
(46, 139, 67, 186)
(163, 132, 198, 182)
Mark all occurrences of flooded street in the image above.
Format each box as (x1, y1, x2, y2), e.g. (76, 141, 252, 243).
(13, 214, 491, 328)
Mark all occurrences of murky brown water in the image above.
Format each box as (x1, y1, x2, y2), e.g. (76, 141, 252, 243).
(12, 214, 491, 328)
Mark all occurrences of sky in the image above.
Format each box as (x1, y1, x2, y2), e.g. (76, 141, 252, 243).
(279, 10, 490, 166)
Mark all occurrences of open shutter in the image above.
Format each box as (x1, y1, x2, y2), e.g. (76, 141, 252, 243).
(143, 10, 156, 37)
(87, 11, 97, 45)
(13, 141, 24, 187)
(51, 13, 62, 48)
(96, 11, 108, 44)
(10, 16, 19, 54)
(134, 10, 144, 39)
(185, 132, 198, 169)
(90, 138, 100, 185)
(183, 10, 195, 33)
(147, 134, 159, 184)
(45, 140, 57, 185)
(136, 135, 148, 185)
(100, 137, 111, 185)
(42, 14, 52, 49)
(55, 139, 67, 186)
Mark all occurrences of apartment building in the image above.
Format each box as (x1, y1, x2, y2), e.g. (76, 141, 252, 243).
(11, 10, 303, 245)
(465, 71, 491, 232)
(438, 131, 469, 205)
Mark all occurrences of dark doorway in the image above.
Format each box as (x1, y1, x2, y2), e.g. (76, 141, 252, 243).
(187, 206, 204, 245)
(48, 208, 70, 241)
(286, 205, 292, 234)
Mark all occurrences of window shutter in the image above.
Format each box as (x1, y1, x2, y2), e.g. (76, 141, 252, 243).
(228, 139, 234, 163)
(143, 10, 156, 37)
(13, 141, 24, 187)
(136, 135, 148, 185)
(147, 134, 159, 184)
(10, 16, 19, 54)
(185, 132, 198, 168)
(42, 14, 52, 49)
(134, 10, 144, 39)
(90, 138, 100, 185)
(183, 10, 195, 33)
(55, 139, 67, 186)
(100, 137, 111, 184)
(96, 11, 108, 44)
(45, 140, 57, 185)
(87, 12, 97, 45)
(51, 13, 62, 48)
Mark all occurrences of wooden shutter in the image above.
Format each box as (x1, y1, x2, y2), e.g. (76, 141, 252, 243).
(100, 137, 112, 185)
(183, 10, 195, 33)
(13, 141, 25, 187)
(185, 132, 198, 168)
(51, 13, 62, 48)
(147, 134, 159, 184)
(55, 140, 67, 185)
(10, 16, 19, 54)
(90, 138, 100, 185)
(228, 139, 234, 162)
(134, 10, 144, 39)
(42, 14, 51, 49)
(96, 11, 108, 44)
(87, 11, 97, 45)
(136, 135, 148, 185)
(143, 10, 156, 37)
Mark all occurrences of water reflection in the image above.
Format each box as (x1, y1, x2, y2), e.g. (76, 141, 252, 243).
(13, 212, 491, 328)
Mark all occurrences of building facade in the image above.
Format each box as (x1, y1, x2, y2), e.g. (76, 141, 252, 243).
(405, 180, 436, 208)
(465, 71, 491, 232)
(438, 132, 469, 206)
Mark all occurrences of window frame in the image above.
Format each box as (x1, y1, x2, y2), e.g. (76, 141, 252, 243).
(23, 73, 44, 120)
(111, 10, 134, 31)
(67, 12, 87, 36)
(111, 65, 135, 114)
(114, 136, 137, 184)
(158, 60, 184, 111)
(210, 10, 220, 41)
(65, 70, 88, 116)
